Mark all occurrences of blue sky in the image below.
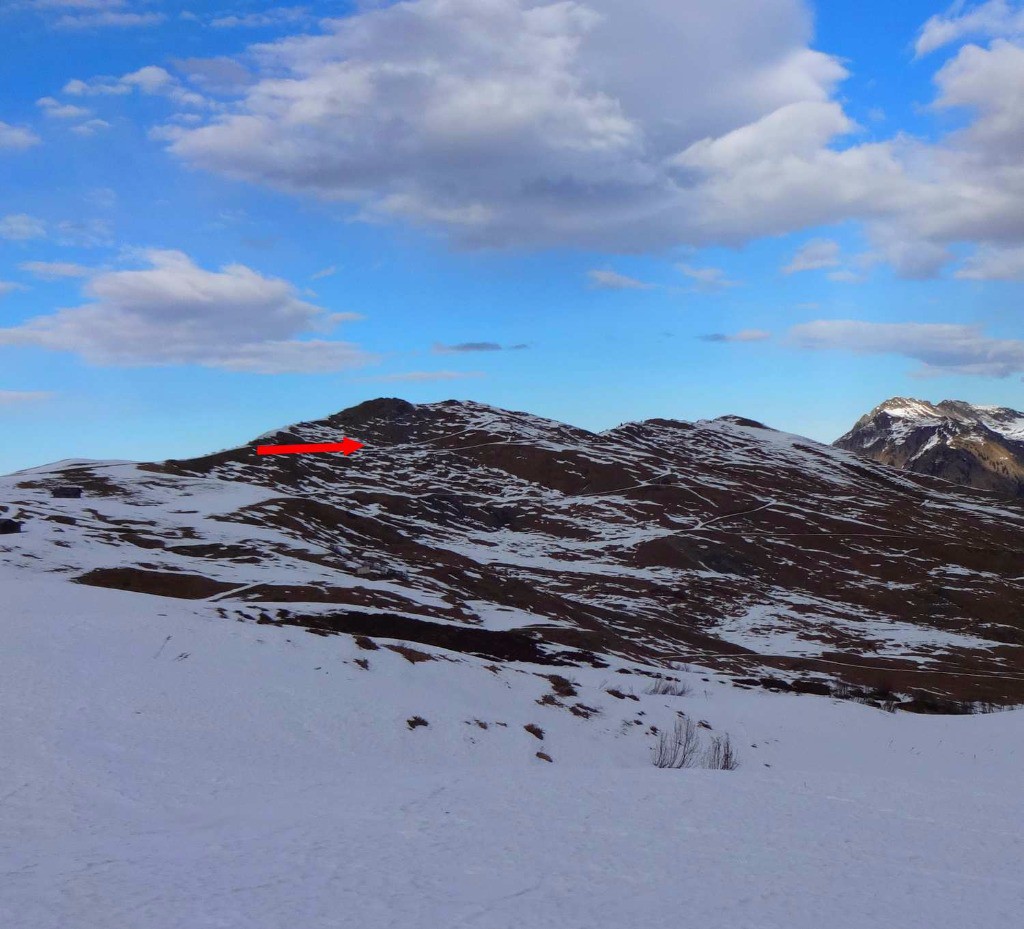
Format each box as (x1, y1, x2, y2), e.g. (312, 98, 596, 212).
(3, 0, 1024, 472)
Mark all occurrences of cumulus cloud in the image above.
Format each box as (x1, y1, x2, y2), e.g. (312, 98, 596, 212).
(678, 264, 740, 291)
(0, 281, 27, 297)
(782, 237, 840, 273)
(432, 341, 528, 353)
(0, 250, 377, 373)
(0, 214, 46, 240)
(916, 1, 1024, 57)
(162, 0, 851, 250)
(790, 319, 1024, 377)
(37, 0, 1024, 277)
(0, 121, 41, 150)
(700, 329, 771, 343)
(0, 390, 53, 406)
(956, 244, 1024, 279)
(587, 269, 653, 290)
(19, 261, 91, 279)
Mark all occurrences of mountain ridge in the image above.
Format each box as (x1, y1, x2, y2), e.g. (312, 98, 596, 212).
(5, 397, 1024, 708)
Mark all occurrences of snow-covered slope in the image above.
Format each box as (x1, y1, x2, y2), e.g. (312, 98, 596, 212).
(836, 396, 1024, 498)
(5, 398, 1024, 927)
(3, 572, 1023, 929)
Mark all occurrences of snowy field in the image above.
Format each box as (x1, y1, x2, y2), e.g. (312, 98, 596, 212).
(3, 572, 1023, 929)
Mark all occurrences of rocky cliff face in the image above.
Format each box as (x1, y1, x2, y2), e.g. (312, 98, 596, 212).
(835, 397, 1024, 498)
(5, 397, 1024, 706)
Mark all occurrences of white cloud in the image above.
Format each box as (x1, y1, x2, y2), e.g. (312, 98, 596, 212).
(701, 329, 771, 343)
(0, 281, 27, 297)
(432, 341, 528, 353)
(368, 370, 484, 382)
(211, 6, 311, 29)
(32, 0, 166, 30)
(956, 244, 1024, 279)
(790, 319, 1024, 377)
(0, 214, 46, 240)
(62, 77, 130, 96)
(587, 269, 653, 290)
(0, 390, 53, 406)
(826, 269, 863, 284)
(310, 265, 337, 281)
(71, 118, 112, 136)
(121, 65, 175, 94)
(19, 261, 92, 279)
(37, 96, 91, 119)
(0, 250, 377, 374)
(46, 0, 165, 30)
(678, 263, 740, 291)
(782, 237, 840, 273)
(916, 1, 1024, 57)
(0, 121, 41, 150)
(54, 218, 113, 247)
(163, 0, 849, 250)
(172, 56, 253, 94)
(33, 0, 1021, 276)
(63, 66, 206, 108)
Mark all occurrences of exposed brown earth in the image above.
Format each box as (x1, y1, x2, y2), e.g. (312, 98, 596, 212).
(6, 397, 1024, 708)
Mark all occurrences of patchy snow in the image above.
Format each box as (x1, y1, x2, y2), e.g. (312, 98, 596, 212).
(712, 600, 994, 660)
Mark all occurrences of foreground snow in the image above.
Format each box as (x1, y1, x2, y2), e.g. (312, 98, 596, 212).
(3, 574, 1023, 929)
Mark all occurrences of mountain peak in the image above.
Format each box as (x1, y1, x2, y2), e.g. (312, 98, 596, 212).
(837, 396, 1024, 497)
(871, 397, 942, 419)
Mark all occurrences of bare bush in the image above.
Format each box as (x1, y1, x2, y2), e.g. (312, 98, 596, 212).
(652, 717, 701, 769)
(703, 734, 740, 771)
(646, 678, 693, 697)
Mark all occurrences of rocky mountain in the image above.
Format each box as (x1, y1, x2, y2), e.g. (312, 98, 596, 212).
(5, 397, 1024, 708)
(835, 397, 1024, 498)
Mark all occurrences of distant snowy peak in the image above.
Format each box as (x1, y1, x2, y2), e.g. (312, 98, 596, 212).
(836, 396, 1024, 498)
(862, 397, 1024, 435)
(871, 397, 946, 421)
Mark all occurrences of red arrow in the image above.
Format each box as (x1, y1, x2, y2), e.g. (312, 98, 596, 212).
(256, 437, 364, 457)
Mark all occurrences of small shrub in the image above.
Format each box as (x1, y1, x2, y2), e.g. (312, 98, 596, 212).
(652, 717, 701, 769)
(524, 723, 545, 740)
(353, 635, 379, 651)
(388, 645, 434, 664)
(536, 752, 553, 763)
(646, 678, 693, 697)
(545, 674, 579, 698)
(703, 734, 740, 771)
(406, 716, 428, 730)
